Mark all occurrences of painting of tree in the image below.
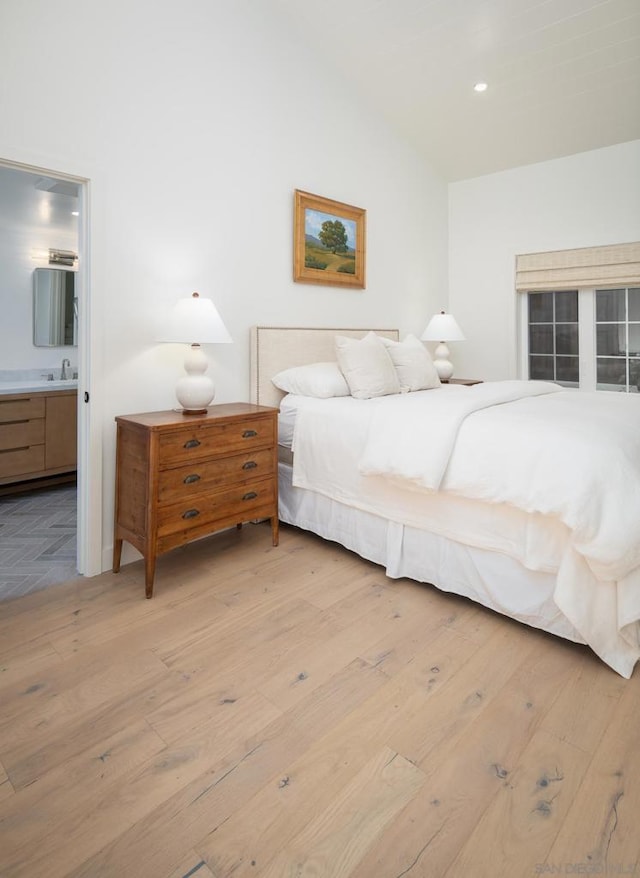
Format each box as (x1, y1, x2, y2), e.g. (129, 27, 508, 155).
(294, 191, 366, 289)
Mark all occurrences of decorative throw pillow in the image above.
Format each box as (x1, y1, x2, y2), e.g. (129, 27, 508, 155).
(272, 362, 350, 398)
(380, 333, 441, 391)
(334, 332, 401, 399)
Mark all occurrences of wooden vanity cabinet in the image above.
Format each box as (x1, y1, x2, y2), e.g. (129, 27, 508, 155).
(45, 393, 78, 470)
(0, 389, 77, 489)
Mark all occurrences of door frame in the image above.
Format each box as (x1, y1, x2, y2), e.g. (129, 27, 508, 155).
(0, 155, 102, 577)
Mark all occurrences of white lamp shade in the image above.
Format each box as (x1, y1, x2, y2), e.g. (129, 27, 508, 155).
(421, 311, 465, 342)
(157, 292, 233, 344)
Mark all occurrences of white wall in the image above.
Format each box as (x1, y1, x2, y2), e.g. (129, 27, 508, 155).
(0, 0, 448, 571)
(449, 140, 640, 380)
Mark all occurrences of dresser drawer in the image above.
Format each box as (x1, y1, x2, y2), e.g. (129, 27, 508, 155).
(0, 419, 45, 452)
(157, 477, 276, 538)
(158, 448, 275, 504)
(0, 445, 45, 479)
(159, 417, 276, 465)
(0, 397, 46, 424)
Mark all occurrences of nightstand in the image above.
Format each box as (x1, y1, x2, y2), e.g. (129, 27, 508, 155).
(442, 378, 483, 386)
(112, 403, 279, 598)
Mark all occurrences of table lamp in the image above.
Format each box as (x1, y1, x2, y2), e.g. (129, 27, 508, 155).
(157, 292, 232, 414)
(421, 310, 465, 381)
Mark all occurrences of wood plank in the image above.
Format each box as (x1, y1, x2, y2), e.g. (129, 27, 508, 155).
(0, 648, 170, 755)
(197, 625, 480, 878)
(2, 689, 282, 878)
(166, 852, 217, 878)
(543, 678, 640, 870)
(4, 660, 194, 791)
(447, 727, 590, 877)
(65, 659, 389, 878)
(0, 638, 65, 689)
(445, 658, 629, 876)
(386, 623, 541, 768)
(349, 640, 583, 878)
(0, 523, 637, 878)
(258, 747, 425, 878)
(0, 760, 14, 803)
(358, 593, 499, 679)
(0, 718, 167, 862)
(258, 576, 454, 712)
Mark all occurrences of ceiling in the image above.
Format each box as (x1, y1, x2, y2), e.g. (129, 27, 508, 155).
(276, 0, 640, 181)
(0, 165, 79, 239)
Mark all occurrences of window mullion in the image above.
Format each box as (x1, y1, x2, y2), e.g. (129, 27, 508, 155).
(626, 289, 630, 391)
(579, 288, 596, 392)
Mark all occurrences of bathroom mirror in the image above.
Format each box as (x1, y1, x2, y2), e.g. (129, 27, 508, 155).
(33, 268, 77, 346)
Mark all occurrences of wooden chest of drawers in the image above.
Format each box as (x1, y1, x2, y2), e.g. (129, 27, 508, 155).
(112, 403, 279, 597)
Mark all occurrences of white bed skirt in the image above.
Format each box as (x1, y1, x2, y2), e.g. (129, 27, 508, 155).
(279, 462, 585, 646)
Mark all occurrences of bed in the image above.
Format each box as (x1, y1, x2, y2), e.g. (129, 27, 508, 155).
(250, 326, 640, 678)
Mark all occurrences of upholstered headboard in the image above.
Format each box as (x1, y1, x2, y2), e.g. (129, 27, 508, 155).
(250, 326, 399, 408)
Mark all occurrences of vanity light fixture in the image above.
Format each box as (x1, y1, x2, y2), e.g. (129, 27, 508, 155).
(48, 248, 77, 266)
(157, 291, 233, 415)
(421, 310, 466, 381)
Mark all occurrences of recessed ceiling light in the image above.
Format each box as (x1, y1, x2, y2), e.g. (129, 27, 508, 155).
(474, 82, 488, 93)
(71, 211, 79, 216)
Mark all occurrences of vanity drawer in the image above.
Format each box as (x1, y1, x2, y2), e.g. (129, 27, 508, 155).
(156, 477, 276, 538)
(158, 448, 275, 504)
(0, 397, 46, 423)
(158, 416, 276, 465)
(0, 419, 45, 452)
(0, 445, 45, 479)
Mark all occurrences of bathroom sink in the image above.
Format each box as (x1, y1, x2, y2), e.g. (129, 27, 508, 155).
(0, 379, 78, 394)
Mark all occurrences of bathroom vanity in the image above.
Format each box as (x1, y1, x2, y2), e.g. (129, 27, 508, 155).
(0, 384, 77, 491)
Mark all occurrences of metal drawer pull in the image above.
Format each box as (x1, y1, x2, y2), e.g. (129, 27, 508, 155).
(242, 460, 257, 470)
(183, 473, 201, 484)
(184, 438, 201, 449)
(242, 491, 258, 501)
(182, 508, 200, 519)
(242, 429, 258, 438)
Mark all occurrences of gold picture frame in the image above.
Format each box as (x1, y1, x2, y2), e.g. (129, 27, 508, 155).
(293, 190, 366, 289)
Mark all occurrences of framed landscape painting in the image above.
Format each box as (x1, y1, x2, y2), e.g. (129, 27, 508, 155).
(293, 190, 366, 289)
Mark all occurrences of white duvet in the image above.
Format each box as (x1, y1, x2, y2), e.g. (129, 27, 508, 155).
(290, 381, 640, 677)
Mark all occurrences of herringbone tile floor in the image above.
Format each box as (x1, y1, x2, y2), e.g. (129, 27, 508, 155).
(0, 484, 77, 601)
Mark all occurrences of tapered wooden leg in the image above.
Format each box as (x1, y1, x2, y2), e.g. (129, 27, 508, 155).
(271, 516, 279, 547)
(145, 554, 156, 599)
(113, 538, 123, 573)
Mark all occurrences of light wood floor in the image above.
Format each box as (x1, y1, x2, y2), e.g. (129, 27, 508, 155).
(0, 522, 638, 878)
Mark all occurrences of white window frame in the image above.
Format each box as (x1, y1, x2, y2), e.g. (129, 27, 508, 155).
(519, 287, 640, 392)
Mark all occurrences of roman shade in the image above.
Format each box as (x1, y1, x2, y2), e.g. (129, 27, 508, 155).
(515, 242, 640, 292)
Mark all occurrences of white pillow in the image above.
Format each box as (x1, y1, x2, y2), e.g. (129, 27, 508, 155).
(272, 362, 349, 398)
(334, 332, 401, 399)
(381, 333, 441, 391)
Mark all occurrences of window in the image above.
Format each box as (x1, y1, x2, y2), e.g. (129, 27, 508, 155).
(528, 290, 579, 386)
(596, 287, 640, 392)
(522, 287, 640, 393)
(516, 243, 640, 394)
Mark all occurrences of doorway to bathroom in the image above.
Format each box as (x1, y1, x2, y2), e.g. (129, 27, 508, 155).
(0, 159, 93, 599)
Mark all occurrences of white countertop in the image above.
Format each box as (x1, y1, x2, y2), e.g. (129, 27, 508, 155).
(0, 379, 78, 395)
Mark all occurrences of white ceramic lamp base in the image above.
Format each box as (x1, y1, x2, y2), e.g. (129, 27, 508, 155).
(175, 344, 215, 414)
(433, 341, 454, 381)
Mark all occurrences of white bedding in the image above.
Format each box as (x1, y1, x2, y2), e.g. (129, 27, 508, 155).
(289, 381, 640, 677)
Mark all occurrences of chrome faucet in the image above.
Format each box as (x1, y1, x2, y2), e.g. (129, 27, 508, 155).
(61, 358, 71, 380)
